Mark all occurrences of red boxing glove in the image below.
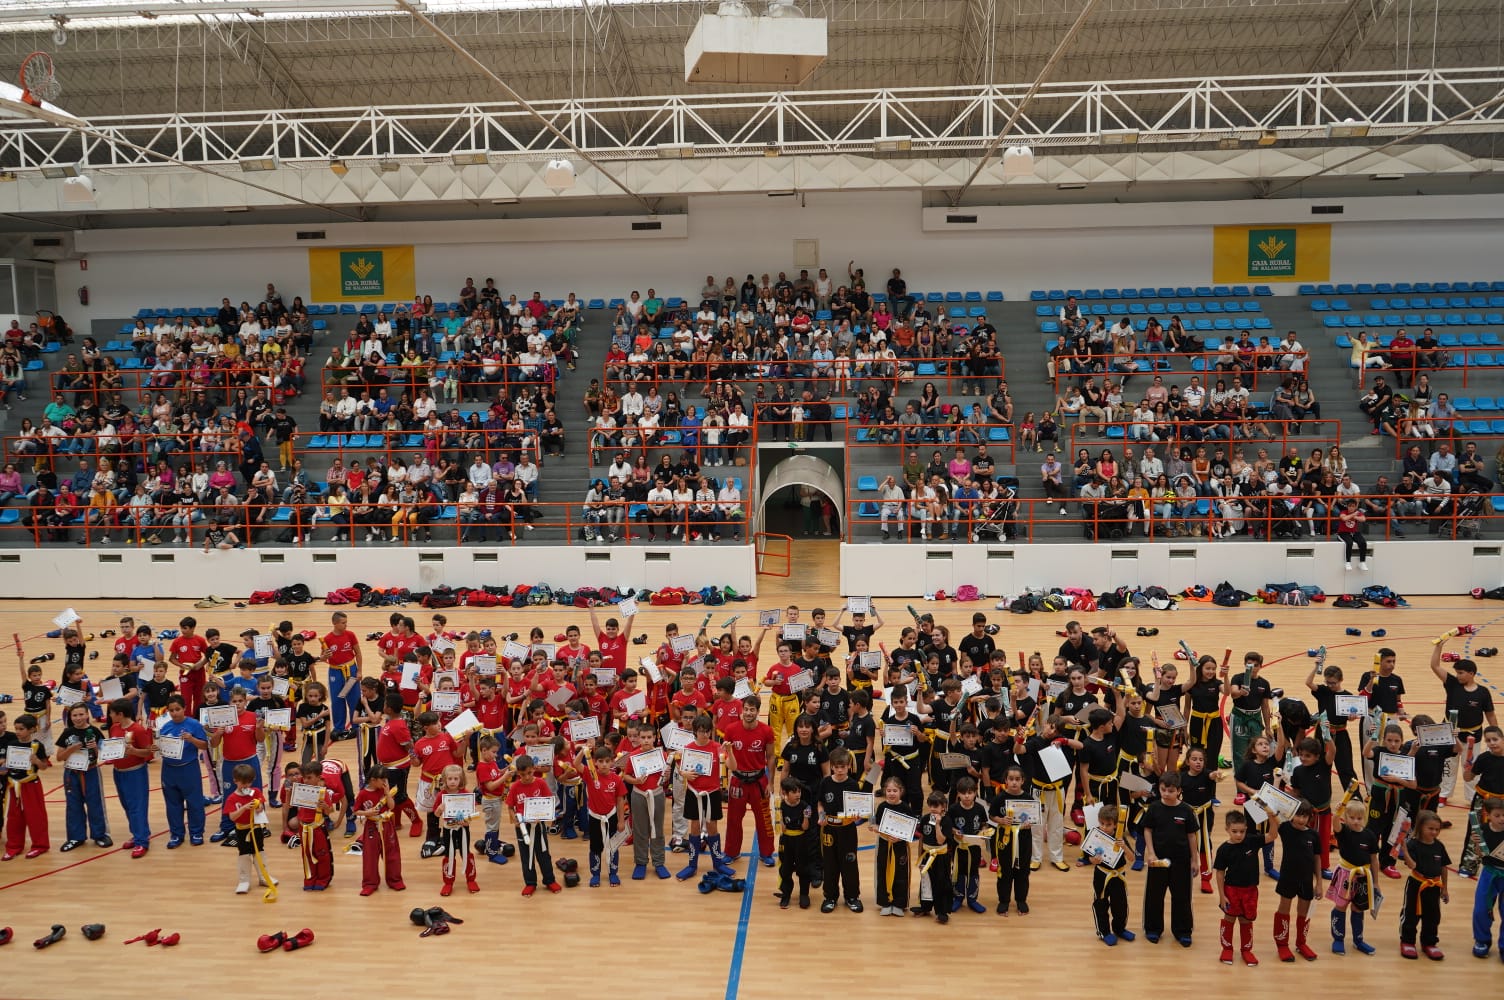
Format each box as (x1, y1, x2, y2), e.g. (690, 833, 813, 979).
(1053, 738, 1069, 747)
(1458, 625, 1479, 635)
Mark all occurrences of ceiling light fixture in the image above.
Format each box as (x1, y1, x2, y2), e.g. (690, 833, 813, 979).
(873, 136, 912, 152)
(1099, 129, 1139, 146)
(1327, 119, 1371, 139)
(1056, 182, 1086, 190)
(328, 158, 348, 177)
(657, 143, 696, 159)
(451, 151, 489, 166)
(1256, 131, 1279, 147)
(40, 163, 80, 179)
(1371, 172, 1404, 181)
(239, 156, 277, 172)
(1216, 137, 1241, 150)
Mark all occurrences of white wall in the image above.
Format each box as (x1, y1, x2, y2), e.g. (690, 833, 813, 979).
(839, 540, 1502, 598)
(55, 191, 1504, 326)
(0, 544, 757, 600)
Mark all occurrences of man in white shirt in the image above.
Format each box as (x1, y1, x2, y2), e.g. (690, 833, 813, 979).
(514, 455, 539, 498)
(620, 383, 645, 420)
(717, 479, 743, 541)
(878, 475, 907, 541)
(1139, 447, 1164, 483)
(1183, 376, 1206, 412)
(645, 481, 673, 541)
(333, 388, 359, 429)
(1279, 332, 1306, 372)
(468, 455, 493, 490)
(607, 454, 633, 484)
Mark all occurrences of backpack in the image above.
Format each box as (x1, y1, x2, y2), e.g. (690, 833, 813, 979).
(1332, 595, 1369, 609)
(325, 586, 361, 605)
(700, 587, 725, 607)
(1141, 586, 1174, 610)
(464, 589, 501, 608)
(248, 590, 279, 606)
(421, 586, 459, 609)
(1098, 587, 1127, 610)
(276, 583, 313, 605)
(1212, 581, 1241, 608)
(954, 585, 981, 603)
(1360, 585, 1407, 608)
(1483, 586, 1504, 601)
(651, 587, 687, 606)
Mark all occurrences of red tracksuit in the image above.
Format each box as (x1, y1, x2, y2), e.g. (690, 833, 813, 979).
(298, 792, 334, 890)
(354, 787, 404, 893)
(720, 718, 776, 860)
(4, 739, 50, 854)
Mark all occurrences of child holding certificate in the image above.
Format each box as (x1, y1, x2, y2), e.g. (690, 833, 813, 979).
(293, 761, 334, 891)
(872, 776, 909, 915)
(352, 766, 404, 895)
(676, 715, 732, 882)
(248, 676, 290, 809)
(778, 776, 818, 909)
(295, 682, 332, 766)
(914, 791, 956, 923)
(436, 763, 479, 896)
(880, 687, 928, 816)
(506, 754, 562, 896)
(155, 694, 209, 848)
(2, 713, 50, 859)
(224, 763, 276, 897)
(106, 698, 155, 859)
(989, 766, 1036, 916)
(1401, 714, 1458, 821)
(1088, 804, 1134, 946)
(475, 736, 512, 866)
(815, 747, 864, 913)
(55, 703, 109, 851)
(1398, 809, 1450, 959)
(622, 722, 670, 880)
(1363, 723, 1415, 879)
(1279, 727, 1337, 878)
(1142, 771, 1197, 946)
(947, 776, 990, 914)
(583, 745, 627, 887)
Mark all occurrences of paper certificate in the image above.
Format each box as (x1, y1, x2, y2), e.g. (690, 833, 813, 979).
(6, 745, 33, 771)
(639, 658, 663, 684)
(938, 752, 972, 771)
(252, 634, 274, 661)
(431, 691, 461, 714)
(97, 737, 127, 764)
(263, 708, 292, 731)
(684, 657, 706, 676)
(98, 678, 124, 703)
(1255, 782, 1301, 821)
(876, 809, 918, 841)
(960, 675, 983, 698)
(882, 724, 914, 747)
(679, 748, 714, 777)
(522, 796, 555, 822)
(1156, 705, 1187, 729)
(271, 677, 291, 697)
(545, 686, 573, 709)
(531, 643, 556, 660)
(817, 628, 841, 649)
(1242, 798, 1269, 826)
(156, 736, 185, 761)
(55, 686, 84, 708)
(631, 748, 667, 777)
(660, 724, 694, 752)
(568, 716, 601, 743)
(1036, 744, 1072, 783)
(502, 640, 529, 663)
(617, 597, 639, 619)
(1081, 827, 1123, 866)
(858, 651, 884, 673)
(1118, 771, 1153, 794)
(52, 607, 81, 629)
(593, 668, 618, 688)
(442, 793, 475, 821)
(1415, 723, 1455, 748)
(846, 597, 871, 616)
(1003, 799, 1042, 827)
(1376, 752, 1416, 782)
(620, 691, 647, 716)
(788, 669, 815, 693)
(399, 662, 421, 691)
(758, 610, 780, 627)
(289, 783, 323, 810)
(1335, 694, 1368, 719)
(445, 709, 482, 740)
(202, 705, 238, 729)
(431, 638, 454, 656)
(1388, 807, 1411, 847)
(781, 624, 807, 642)
(472, 655, 498, 676)
(732, 679, 753, 700)
(843, 791, 875, 819)
(526, 743, 556, 768)
(64, 750, 91, 770)
(670, 633, 698, 655)
(434, 670, 459, 690)
(1045, 679, 1068, 701)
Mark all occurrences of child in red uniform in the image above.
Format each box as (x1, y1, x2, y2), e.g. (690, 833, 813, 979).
(622, 720, 671, 880)
(670, 667, 707, 726)
(475, 736, 511, 865)
(353, 765, 404, 895)
(167, 616, 210, 715)
(320, 611, 363, 738)
(294, 761, 334, 890)
(224, 763, 277, 895)
(413, 710, 459, 856)
(721, 695, 777, 867)
(2, 713, 50, 859)
(375, 693, 421, 836)
(507, 755, 562, 895)
(591, 609, 635, 676)
(677, 714, 733, 881)
(106, 698, 156, 858)
(210, 688, 264, 845)
(320, 753, 355, 838)
(710, 677, 741, 739)
(436, 763, 480, 896)
(583, 744, 627, 886)
(609, 669, 648, 731)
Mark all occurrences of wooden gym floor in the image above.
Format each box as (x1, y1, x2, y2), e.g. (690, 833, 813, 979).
(1, 542, 1501, 998)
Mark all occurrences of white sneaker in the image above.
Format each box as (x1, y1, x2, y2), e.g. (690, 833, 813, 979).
(1345, 561, 1352, 570)
(235, 879, 250, 894)
(1360, 561, 1369, 571)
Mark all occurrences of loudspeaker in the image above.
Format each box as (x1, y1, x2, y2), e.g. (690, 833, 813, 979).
(1002, 147, 1034, 177)
(543, 159, 575, 191)
(61, 175, 94, 204)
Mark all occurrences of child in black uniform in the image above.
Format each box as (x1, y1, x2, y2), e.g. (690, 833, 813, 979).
(913, 790, 955, 923)
(947, 776, 989, 914)
(1233, 733, 1280, 879)
(1401, 714, 1458, 819)
(815, 748, 863, 913)
(1089, 803, 1134, 945)
(1179, 745, 1218, 894)
(775, 776, 815, 909)
(873, 775, 911, 916)
(1274, 800, 1321, 962)
(1328, 799, 1380, 955)
(1398, 809, 1450, 960)
(1363, 722, 1413, 878)
(1279, 727, 1337, 878)
(1213, 809, 1263, 966)
(990, 766, 1036, 915)
(1143, 771, 1197, 945)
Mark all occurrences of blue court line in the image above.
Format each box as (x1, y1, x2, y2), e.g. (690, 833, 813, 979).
(724, 843, 877, 1000)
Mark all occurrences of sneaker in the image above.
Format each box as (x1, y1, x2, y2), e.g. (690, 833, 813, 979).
(1052, 861, 1070, 872)
(632, 865, 647, 880)
(166, 838, 184, 850)
(546, 882, 563, 893)
(1359, 561, 1369, 571)
(190, 835, 204, 846)
(521, 885, 536, 897)
(1422, 945, 1444, 960)
(1117, 929, 1135, 941)
(1400, 943, 1418, 959)
(846, 898, 864, 913)
(1102, 933, 1118, 946)
(94, 836, 113, 848)
(654, 865, 671, 879)
(1177, 936, 1193, 947)
(1146, 932, 1161, 944)
(820, 899, 838, 913)
(1382, 866, 1402, 879)
(1473, 942, 1491, 958)
(60, 839, 84, 853)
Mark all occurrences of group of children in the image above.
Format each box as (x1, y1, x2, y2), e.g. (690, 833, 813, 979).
(3, 602, 1503, 966)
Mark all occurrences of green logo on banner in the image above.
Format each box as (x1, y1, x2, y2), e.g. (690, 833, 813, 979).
(340, 250, 385, 297)
(1247, 228, 1296, 277)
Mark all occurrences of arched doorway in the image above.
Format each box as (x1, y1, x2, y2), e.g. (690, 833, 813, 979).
(756, 454, 845, 538)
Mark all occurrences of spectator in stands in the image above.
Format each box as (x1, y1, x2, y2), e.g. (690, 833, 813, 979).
(1401, 401, 1435, 439)
(1036, 411, 1059, 452)
(1458, 443, 1495, 493)
(1414, 327, 1446, 371)
(1040, 453, 1068, 514)
(1388, 328, 1416, 387)
(1417, 468, 1453, 529)
(1429, 442, 1458, 482)
(1349, 331, 1390, 375)
(1059, 295, 1087, 339)
(1428, 392, 1458, 437)
(1357, 376, 1395, 434)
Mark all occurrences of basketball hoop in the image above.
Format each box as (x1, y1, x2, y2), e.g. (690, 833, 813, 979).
(19, 52, 61, 108)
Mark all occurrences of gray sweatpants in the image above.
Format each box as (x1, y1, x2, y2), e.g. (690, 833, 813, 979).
(631, 786, 667, 867)
(670, 769, 689, 843)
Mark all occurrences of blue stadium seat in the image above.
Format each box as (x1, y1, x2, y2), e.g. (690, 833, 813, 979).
(857, 476, 878, 492)
(986, 291, 1004, 302)
(1030, 290, 1048, 301)
(964, 291, 982, 302)
(986, 427, 1011, 442)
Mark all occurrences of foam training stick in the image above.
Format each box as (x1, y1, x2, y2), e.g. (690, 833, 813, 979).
(906, 604, 920, 622)
(1177, 639, 1196, 663)
(1433, 628, 1461, 646)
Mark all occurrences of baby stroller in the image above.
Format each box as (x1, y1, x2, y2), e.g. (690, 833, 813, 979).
(1445, 489, 1486, 539)
(971, 487, 1021, 542)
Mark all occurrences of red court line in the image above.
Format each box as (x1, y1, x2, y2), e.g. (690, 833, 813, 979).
(0, 829, 170, 893)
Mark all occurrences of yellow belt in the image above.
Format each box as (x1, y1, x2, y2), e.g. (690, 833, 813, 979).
(919, 845, 948, 874)
(383, 755, 411, 768)
(1474, 788, 1504, 800)
(1034, 778, 1066, 816)
(887, 748, 920, 768)
(1190, 709, 1219, 719)
(781, 828, 805, 837)
(1338, 858, 1366, 872)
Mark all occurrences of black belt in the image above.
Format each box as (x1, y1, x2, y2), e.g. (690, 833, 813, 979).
(733, 770, 766, 782)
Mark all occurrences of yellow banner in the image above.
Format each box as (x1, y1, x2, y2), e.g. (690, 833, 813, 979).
(1212, 224, 1331, 284)
(308, 245, 416, 302)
